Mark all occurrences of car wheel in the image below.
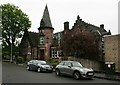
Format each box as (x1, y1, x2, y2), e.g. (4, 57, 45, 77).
(27, 66, 30, 71)
(55, 69, 60, 76)
(73, 71, 80, 80)
(37, 67, 41, 73)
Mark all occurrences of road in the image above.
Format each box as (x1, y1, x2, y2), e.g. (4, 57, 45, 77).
(2, 62, 120, 84)
(0, 61, 2, 84)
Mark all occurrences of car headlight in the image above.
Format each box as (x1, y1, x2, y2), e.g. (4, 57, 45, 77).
(50, 66, 53, 68)
(41, 66, 45, 69)
(79, 69, 85, 73)
(80, 69, 84, 72)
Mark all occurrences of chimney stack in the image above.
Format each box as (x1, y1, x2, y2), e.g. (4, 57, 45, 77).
(100, 24, 104, 29)
(64, 22, 69, 30)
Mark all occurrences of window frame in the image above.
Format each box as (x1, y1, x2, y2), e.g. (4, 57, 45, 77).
(40, 36, 44, 45)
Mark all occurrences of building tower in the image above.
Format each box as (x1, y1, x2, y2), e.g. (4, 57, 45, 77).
(38, 4, 54, 60)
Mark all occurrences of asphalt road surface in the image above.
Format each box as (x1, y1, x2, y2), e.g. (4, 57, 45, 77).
(2, 62, 120, 83)
(0, 61, 2, 83)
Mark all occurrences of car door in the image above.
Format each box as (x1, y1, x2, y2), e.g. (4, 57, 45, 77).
(66, 62, 74, 76)
(58, 62, 65, 74)
(64, 62, 74, 75)
(32, 60, 38, 70)
(28, 60, 34, 70)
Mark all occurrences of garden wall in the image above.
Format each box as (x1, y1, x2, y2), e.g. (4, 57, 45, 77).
(67, 57, 104, 71)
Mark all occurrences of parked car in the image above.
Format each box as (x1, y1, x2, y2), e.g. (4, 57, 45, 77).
(27, 60, 53, 73)
(55, 61, 94, 80)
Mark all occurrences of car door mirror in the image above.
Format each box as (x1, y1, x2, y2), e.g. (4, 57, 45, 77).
(68, 65, 72, 68)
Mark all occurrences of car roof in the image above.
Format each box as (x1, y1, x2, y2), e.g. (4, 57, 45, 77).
(61, 61, 79, 63)
(30, 60, 46, 62)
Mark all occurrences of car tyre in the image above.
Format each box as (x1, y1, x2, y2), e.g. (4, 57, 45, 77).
(73, 71, 80, 80)
(37, 67, 41, 73)
(55, 69, 60, 76)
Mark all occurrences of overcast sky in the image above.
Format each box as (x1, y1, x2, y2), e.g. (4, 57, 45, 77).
(1, 0, 119, 35)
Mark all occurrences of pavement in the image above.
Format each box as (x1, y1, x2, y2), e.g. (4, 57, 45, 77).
(94, 72, 120, 81)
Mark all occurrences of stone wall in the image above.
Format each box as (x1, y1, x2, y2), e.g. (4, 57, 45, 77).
(104, 35, 120, 73)
(41, 28, 53, 60)
(68, 57, 103, 71)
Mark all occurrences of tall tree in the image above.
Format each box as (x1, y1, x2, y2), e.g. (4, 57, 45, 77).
(1, 4, 31, 58)
(62, 29, 99, 60)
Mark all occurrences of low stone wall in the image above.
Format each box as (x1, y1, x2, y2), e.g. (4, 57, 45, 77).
(68, 57, 103, 71)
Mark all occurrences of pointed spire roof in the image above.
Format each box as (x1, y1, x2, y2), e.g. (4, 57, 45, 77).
(39, 4, 53, 30)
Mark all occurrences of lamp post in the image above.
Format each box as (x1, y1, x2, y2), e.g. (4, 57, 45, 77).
(10, 36, 13, 63)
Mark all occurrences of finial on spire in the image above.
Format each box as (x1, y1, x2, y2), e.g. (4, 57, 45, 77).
(77, 15, 80, 20)
(45, 3, 48, 9)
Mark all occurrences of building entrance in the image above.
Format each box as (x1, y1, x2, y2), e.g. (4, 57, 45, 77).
(40, 49, 45, 60)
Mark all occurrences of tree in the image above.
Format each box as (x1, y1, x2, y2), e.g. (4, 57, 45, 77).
(1, 4, 31, 60)
(62, 29, 99, 60)
(61, 31, 72, 56)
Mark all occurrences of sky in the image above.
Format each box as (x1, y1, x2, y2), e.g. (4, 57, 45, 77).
(0, 0, 119, 35)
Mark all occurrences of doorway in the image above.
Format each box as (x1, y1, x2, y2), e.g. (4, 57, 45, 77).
(40, 49, 45, 60)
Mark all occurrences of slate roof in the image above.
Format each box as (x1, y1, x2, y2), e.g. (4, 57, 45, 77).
(20, 31, 39, 47)
(28, 32, 39, 47)
(71, 15, 111, 36)
(39, 4, 53, 29)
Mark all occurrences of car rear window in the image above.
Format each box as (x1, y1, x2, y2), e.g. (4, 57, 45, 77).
(59, 62, 64, 65)
(72, 62, 83, 67)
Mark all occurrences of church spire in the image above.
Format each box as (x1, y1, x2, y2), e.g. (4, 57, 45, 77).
(38, 4, 53, 30)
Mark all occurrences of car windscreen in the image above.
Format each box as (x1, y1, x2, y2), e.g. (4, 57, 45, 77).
(41, 63, 47, 65)
(37, 61, 47, 65)
(72, 62, 83, 67)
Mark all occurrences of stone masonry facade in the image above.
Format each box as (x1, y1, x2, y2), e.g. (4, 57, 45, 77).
(104, 34, 120, 72)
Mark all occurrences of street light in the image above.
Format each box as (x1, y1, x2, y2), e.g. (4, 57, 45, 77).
(10, 35, 13, 63)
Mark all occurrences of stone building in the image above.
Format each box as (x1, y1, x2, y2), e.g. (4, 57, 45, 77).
(20, 5, 111, 61)
(54, 16, 111, 61)
(103, 34, 120, 73)
(20, 5, 54, 61)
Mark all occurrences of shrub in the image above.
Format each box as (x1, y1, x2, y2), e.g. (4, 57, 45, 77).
(47, 58, 53, 63)
(47, 58, 59, 65)
(54, 60, 59, 65)
(16, 56, 23, 64)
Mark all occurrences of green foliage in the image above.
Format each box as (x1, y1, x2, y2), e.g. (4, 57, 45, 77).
(47, 58, 53, 63)
(1, 3, 31, 57)
(46, 58, 59, 65)
(16, 56, 23, 64)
